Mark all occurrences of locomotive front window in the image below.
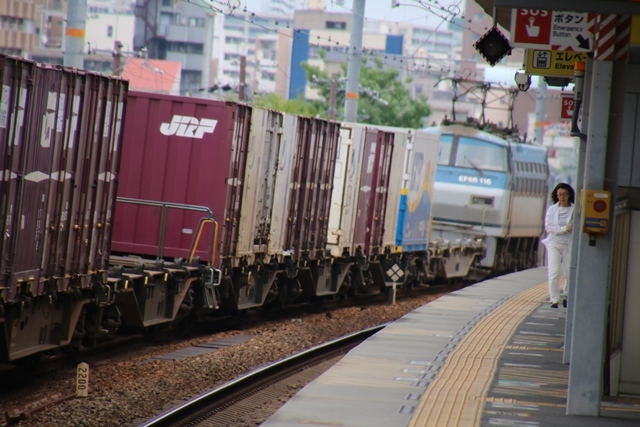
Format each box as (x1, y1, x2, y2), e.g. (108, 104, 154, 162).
(438, 134, 454, 165)
(454, 137, 507, 172)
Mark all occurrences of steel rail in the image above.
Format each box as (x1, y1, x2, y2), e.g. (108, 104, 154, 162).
(138, 324, 387, 427)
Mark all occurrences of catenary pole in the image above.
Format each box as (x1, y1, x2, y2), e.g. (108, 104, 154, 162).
(343, 0, 365, 123)
(64, 0, 87, 68)
(239, 55, 247, 101)
(533, 77, 547, 144)
(329, 73, 338, 121)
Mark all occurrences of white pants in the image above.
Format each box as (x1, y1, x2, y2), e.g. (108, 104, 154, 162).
(547, 243, 569, 303)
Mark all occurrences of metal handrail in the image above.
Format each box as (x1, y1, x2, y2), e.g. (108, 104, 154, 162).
(188, 218, 219, 265)
(116, 197, 216, 263)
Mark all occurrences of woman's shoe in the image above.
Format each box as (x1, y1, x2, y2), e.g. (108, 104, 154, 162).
(563, 297, 567, 308)
(551, 302, 559, 308)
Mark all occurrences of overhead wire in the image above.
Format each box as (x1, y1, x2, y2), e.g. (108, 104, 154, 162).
(181, 0, 524, 101)
(185, 0, 464, 74)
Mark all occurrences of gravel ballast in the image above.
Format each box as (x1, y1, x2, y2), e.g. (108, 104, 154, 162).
(1, 291, 448, 427)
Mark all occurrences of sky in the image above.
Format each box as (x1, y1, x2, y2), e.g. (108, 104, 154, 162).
(239, 0, 465, 29)
(235, 0, 527, 87)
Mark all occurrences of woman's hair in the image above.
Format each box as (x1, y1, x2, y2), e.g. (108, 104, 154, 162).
(551, 182, 575, 204)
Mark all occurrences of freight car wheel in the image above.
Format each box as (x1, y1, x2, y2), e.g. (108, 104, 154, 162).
(336, 273, 352, 300)
(14, 353, 42, 368)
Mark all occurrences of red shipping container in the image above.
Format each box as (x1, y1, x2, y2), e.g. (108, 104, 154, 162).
(3, 64, 66, 296)
(0, 55, 128, 299)
(352, 128, 394, 255)
(81, 74, 127, 273)
(112, 92, 251, 265)
(284, 117, 340, 258)
(97, 78, 128, 270)
(0, 56, 36, 294)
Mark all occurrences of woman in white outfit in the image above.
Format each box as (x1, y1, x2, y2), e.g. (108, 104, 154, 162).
(542, 183, 575, 308)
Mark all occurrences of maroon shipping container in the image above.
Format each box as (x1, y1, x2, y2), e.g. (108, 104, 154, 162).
(46, 72, 128, 280)
(44, 71, 127, 289)
(352, 128, 394, 255)
(0, 56, 36, 294)
(97, 78, 127, 271)
(25, 66, 73, 295)
(2, 61, 55, 297)
(0, 55, 128, 301)
(284, 117, 341, 259)
(50, 71, 95, 280)
(111, 92, 251, 265)
(79, 74, 127, 274)
(49, 70, 98, 282)
(39, 66, 71, 281)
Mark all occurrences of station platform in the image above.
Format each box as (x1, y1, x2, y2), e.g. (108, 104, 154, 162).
(261, 267, 640, 427)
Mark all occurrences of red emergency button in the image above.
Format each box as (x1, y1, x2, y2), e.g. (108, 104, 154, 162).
(594, 200, 607, 213)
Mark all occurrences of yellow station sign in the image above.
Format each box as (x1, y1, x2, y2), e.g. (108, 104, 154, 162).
(632, 16, 640, 45)
(525, 49, 588, 77)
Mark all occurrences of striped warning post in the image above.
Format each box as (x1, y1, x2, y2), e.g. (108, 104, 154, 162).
(593, 14, 617, 61)
(593, 14, 631, 62)
(614, 15, 632, 62)
(588, 12, 598, 37)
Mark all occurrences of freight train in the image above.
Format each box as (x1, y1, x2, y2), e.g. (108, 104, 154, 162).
(0, 55, 548, 363)
(427, 122, 549, 276)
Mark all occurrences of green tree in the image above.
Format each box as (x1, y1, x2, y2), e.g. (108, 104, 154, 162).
(253, 92, 325, 117)
(302, 57, 431, 128)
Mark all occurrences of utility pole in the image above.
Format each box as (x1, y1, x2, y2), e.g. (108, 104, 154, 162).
(239, 55, 247, 102)
(343, 0, 365, 123)
(63, 0, 87, 68)
(534, 77, 547, 144)
(329, 73, 337, 120)
(112, 41, 123, 76)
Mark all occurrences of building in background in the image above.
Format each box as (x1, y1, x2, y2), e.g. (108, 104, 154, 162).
(363, 16, 463, 125)
(0, 0, 36, 57)
(2, 0, 567, 140)
(27, 0, 134, 73)
(287, 9, 404, 101)
(215, 11, 292, 97)
(262, 0, 308, 15)
(133, 0, 214, 95)
(86, 2, 135, 53)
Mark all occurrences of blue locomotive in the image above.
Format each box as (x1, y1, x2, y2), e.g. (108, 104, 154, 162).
(425, 122, 548, 278)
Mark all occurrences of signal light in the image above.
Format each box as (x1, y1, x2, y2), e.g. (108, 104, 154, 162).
(473, 26, 512, 67)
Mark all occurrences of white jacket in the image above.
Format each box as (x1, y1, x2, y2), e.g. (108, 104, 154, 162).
(542, 202, 574, 246)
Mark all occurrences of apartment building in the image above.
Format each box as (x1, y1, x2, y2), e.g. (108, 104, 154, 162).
(133, 0, 213, 95)
(286, 9, 402, 100)
(0, 0, 36, 57)
(24, 0, 134, 73)
(214, 11, 292, 96)
(263, 0, 307, 16)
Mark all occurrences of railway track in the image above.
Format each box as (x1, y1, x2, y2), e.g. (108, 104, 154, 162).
(0, 283, 462, 427)
(137, 325, 385, 427)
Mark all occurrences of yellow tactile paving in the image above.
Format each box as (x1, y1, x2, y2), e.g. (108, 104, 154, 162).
(409, 282, 548, 427)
